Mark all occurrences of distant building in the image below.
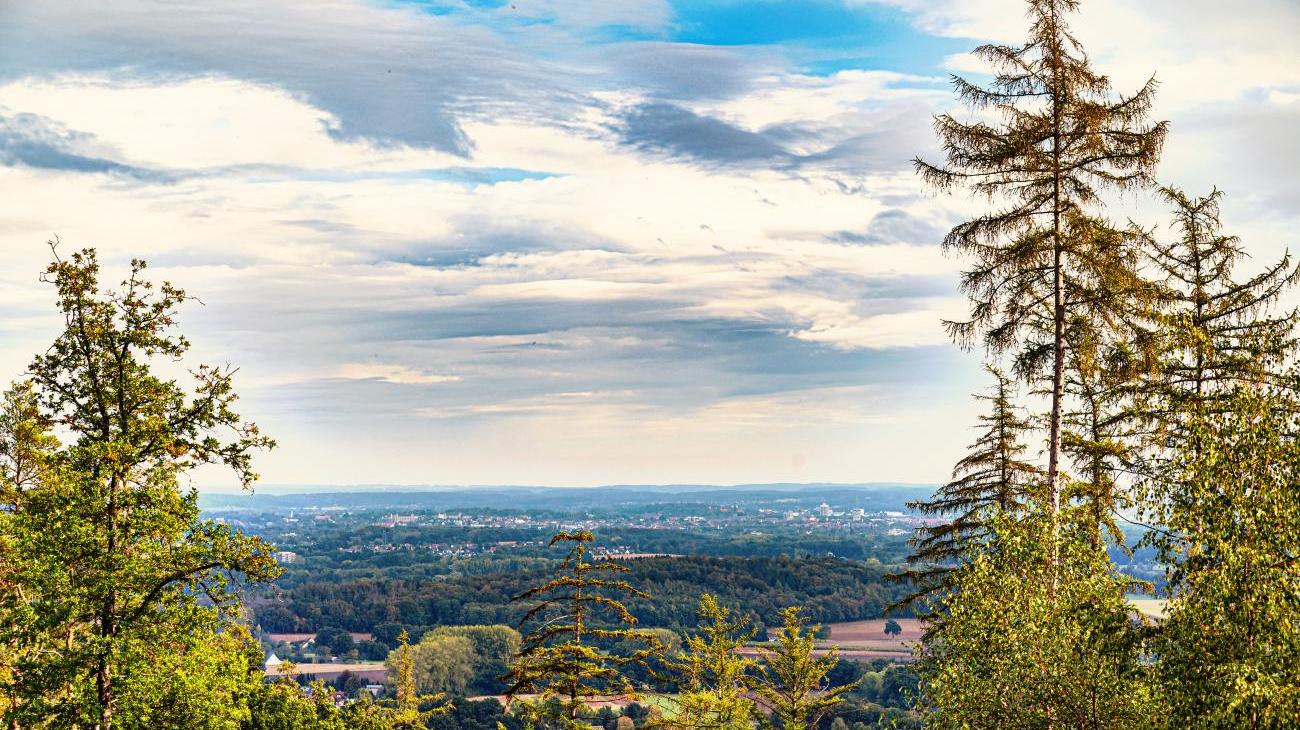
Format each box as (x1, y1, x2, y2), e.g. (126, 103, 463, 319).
(817, 502, 833, 517)
(274, 551, 298, 564)
(264, 652, 282, 670)
(851, 508, 866, 520)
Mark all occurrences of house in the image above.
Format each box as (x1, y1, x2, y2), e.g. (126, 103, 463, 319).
(264, 652, 282, 671)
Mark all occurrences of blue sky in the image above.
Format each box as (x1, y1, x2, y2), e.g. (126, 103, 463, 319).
(0, 0, 1296, 488)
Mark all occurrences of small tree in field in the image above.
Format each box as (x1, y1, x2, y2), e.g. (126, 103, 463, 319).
(502, 531, 662, 728)
(883, 619, 902, 638)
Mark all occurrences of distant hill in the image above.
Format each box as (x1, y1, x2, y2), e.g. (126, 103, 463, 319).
(199, 482, 937, 513)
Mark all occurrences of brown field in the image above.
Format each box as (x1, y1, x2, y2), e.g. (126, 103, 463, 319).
(820, 618, 923, 653)
(266, 632, 374, 643)
(266, 662, 386, 681)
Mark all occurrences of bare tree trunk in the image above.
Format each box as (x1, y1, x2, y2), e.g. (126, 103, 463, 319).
(1047, 89, 1065, 583)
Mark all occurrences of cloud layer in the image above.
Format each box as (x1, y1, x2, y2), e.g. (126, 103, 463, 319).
(0, 0, 1294, 486)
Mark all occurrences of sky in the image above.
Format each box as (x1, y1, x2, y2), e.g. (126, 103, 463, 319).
(0, 0, 1297, 489)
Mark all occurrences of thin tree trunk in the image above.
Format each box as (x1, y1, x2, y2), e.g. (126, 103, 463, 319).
(1047, 86, 1065, 583)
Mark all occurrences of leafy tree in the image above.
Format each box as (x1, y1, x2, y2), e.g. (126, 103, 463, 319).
(914, 511, 1158, 729)
(893, 366, 1038, 607)
(425, 625, 522, 693)
(502, 531, 662, 728)
(883, 620, 901, 638)
(659, 594, 759, 730)
(1153, 386, 1300, 727)
(315, 627, 355, 657)
(0, 247, 279, 729)
(405, 633, 476, 695)
(915, 0, 1166, 563)
(753, 607, 858, 730)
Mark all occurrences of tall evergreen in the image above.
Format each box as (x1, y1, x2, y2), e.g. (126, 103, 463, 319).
(916, 0, 1166, 563)
(752, 607, 858, 730)
(893, 367, 1039, 609)
(1142, 186, 1299, 440)
(502, 531, 662, 728)
(1060, 236, 1159, 549)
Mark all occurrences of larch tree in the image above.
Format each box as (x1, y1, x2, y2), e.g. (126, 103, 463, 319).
(752, 607, 858, 730)
(916, 0, 1166, 566)
(0, 246, 280, 730)
(502, 531, 662, 729)
(1140, 186, 1299, 451)
(893, 366, 1039, 612)
(659, 594, 759, 730)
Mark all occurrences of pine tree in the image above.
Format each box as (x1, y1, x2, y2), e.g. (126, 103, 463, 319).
(893, 366, 1039, 610)
(1060, 244, 1160, 550)
(916, 0, 1167, 565)
(752, 607, 858, 730)
(659, 594, 759, 730)
(502, 531, 662, 728)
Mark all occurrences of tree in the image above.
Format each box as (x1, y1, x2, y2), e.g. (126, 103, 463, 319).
(367, 630, 450, 729)
(1153, 386, 1300, 727)
(893, 366, 1038, 608)
(659, 594, 759, 730)
(883, 620, 901, 638)
(0, 246, 280, 729)
(424, 625, 521, 694)
(916, 0, 1167, 565)
(913, 511, 1158, 729)
(315, 627, 355, 658)
(502, 531, 662, 728)
(405, 633, 476, 695)
(1140, 186, 1299, 455)
(753, 607, 858, 730)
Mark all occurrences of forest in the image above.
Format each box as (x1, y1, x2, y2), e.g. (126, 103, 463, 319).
(1, 0, 1298, 728)
(254, 555, 911, 634)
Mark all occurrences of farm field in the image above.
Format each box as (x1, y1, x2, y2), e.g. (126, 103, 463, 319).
(822, 618, 923, 652)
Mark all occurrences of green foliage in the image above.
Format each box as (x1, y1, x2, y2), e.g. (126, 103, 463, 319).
(0, 247, 279, 729)
(753, 607, 858, 730)
(263, 555, 912, 634)
(503, 531, 662, 728)
(402, 633, 476, 695)
(1152, 387, 1300, 728)
(914, 512, 1158, 729)
(894, 366, 1038, 608)
(658, 594, 759, 730)
(425, 624, 523, 694)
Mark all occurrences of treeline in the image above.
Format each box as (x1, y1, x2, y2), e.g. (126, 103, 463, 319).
(256, 555, 911, 634)
(262, 523, 913, 578)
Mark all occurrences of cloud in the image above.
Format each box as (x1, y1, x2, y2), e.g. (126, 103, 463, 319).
(616, 102, 794, 166)
(332, 363, 461, 385)
(0, 110, 170, 181)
